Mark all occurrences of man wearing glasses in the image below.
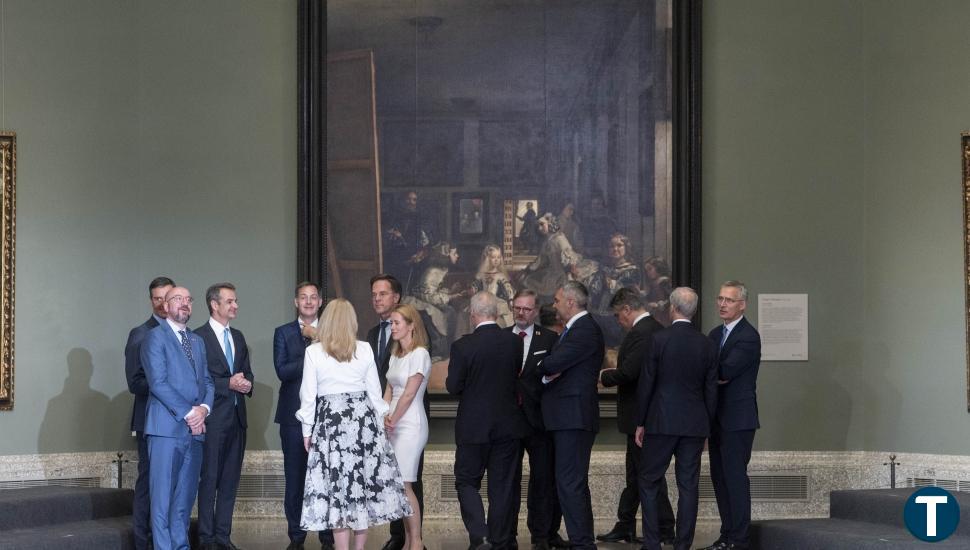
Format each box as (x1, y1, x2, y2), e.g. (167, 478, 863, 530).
(701, 281, 761, 550)
(142, 288, 214, 550)
(506, 289, 567, 550)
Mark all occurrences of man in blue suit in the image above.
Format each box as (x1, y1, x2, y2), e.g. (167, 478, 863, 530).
(273, 281, 333, 550)
(142, 286, 214, 550)
(538, 281, 604, 550)
(701, 281, 761, 550)
(635, 287, 718, 550)
(125, 276, 175, 550)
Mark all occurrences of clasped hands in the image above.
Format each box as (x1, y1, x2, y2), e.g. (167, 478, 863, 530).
(185, 405, 208, 436)
(383, 414, 396, 434)
(228, 372, 252, 394)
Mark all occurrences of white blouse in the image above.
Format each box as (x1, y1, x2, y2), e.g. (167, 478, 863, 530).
(295, 340, 389, 437)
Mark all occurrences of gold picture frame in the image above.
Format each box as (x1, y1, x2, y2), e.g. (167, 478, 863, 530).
(0, 132, 15, 411)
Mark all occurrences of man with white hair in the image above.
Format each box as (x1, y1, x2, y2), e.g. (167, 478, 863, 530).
(447, 291, 530, 550)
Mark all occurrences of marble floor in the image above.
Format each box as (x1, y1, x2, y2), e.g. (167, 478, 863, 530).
(230, 519, 723, 550)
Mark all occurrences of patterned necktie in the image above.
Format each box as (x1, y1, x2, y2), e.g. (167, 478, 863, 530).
(223, 327, 234, 374)
(178, 330, 196, 369)
(720, 327, 730, 349)
(378, 320, 389, 361)
(301, 323, 311, 347)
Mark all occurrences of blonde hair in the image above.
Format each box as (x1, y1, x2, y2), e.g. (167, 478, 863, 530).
(389, 303, 429, 357)
(316, 298, 358, 362)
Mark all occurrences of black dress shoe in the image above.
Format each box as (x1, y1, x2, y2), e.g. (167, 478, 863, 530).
(285, 543, 305, 550)
(532, 542, 550, 550)
(658, 533, 675, 546)
(698, 542, 727, 550)
(595, 527, 636, 543)
(382, 538, 406, 550)
(219, 542, 243, 550)
(548, 534, 571, 548)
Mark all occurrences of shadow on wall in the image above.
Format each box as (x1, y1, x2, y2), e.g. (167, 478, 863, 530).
(108, 390, 137, 451)
(38, 348, 110, 453)
(246, 380, 274, 450)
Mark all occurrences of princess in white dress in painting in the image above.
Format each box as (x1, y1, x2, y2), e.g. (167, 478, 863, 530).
(383, 303, 431, 550)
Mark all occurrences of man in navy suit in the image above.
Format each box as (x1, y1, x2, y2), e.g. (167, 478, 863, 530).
(272, 282, 333, 550)
(125, 276, 175, 550)
(447, 291, 530, 550)
(635, 287, 718, 550)
(598, 287, 675, 545)
(195, 283, 254, 550)
(142, 286, 214, 550)
(365, 273, 427, 550)
(537, 282, 604, 550)
(507, 289, 565, 550)
(701, 281, 761, 550)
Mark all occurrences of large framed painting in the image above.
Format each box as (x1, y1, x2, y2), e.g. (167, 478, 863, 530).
(0, 132, 16, 411)
(298, 0, 701, 416)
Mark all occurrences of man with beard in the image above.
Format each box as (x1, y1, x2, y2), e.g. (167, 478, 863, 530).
(142, 287, 213, 550)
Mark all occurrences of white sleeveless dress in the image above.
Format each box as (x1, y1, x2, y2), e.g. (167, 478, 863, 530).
(386, 347, 431, 482)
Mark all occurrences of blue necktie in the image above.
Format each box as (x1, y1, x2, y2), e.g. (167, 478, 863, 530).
(557, 325, 570, 343)
(720, 327, 729, 349)
(178, 330, 196, 369)
(223, 327, 234, 373)
(378, 320, 389, 361)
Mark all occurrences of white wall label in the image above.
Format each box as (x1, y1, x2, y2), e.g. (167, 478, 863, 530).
(758, 294, 808, 361)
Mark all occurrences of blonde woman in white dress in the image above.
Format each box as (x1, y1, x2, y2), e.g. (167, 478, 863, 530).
(296, 299, 411, 550)
(383, 303, 431, 550)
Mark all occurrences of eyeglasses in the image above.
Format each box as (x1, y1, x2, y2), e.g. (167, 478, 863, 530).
(716, 296, 742, 305)
(512, 306, 535, 313)
(167, 295, 194, 304)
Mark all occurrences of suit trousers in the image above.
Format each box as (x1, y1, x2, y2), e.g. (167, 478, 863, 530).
(198, 418, 246, 545)
(709, 428, 756, 546)
(616, 434, 674, 536)
(389, 451, 424, 540)
(279, 424, 334, 545)
(639, 434, 705, 550)
(133, 432, 152, 550)
(148, 434, 203, 550)
(552, 429, 596, 550)
(513, 430, 562, 543)
(455, 438, 522, 549)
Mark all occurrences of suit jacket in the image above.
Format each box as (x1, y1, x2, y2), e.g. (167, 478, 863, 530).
(637, 321, 718, 437)
(708, 316, 761, 431)
(537, 313, 605, 433)
(505, 324, 558, 432)
(366, 321, 393, 392)
(273, 320, 309, 426)
(141, 323, 215, 440)
(600, 315, 664, 434)
(125, 315, 160, 432)
(194, 322, 254, 429)
(446, 324, 530, 445)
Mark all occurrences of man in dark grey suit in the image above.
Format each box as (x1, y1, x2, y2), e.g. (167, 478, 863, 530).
(125, 275, 175, 550)
(537, 282, 604, 550)
(701, 280, 762, 550)
(448, 291, 530, 550)
(636, 287, 718, 550)
(597, 288, 674, 545)
(195, 283, 254, 550)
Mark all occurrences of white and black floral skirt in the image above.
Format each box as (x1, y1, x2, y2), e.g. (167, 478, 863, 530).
(301, 391, 412, 531)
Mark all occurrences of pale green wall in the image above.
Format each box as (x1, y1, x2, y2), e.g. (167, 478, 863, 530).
(704, 0, 970, 454)
(0, 0, 297, 454)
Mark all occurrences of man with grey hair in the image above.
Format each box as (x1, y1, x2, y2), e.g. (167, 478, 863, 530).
(701, 281, 761, 550)
(635, 286, 718, 550)
(598, 287, 674, 545)
(447, 291, 530, 550)
(537, 282, 604, 550)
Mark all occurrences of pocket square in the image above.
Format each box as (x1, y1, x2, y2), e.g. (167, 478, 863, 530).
(533, 350, 548, 356)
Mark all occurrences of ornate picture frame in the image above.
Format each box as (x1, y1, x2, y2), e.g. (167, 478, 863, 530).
(0, 132, 16, 411)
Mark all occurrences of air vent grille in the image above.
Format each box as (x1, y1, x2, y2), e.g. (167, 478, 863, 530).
(907, 477, 970, 492)
(440, 473, 529, 501)
(236, 474, 286, 499)
(0, 477, 101, 490)
(700, 474, 808, 501)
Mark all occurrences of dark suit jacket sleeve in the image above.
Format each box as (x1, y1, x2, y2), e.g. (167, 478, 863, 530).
(237, 331, 254, 397)
(538, 322, 599, 375)
(635, 336, 661, 427)
(601, 328, 647, 388)
(199, 339, 215, 410)
(445, 341, 467, 395)
(273, 325, 303, 383)
(704, 346, 719, 421)
(142, 330, 194, 419)
(720, 325, 761, 381)
(124, 324, 149, 396)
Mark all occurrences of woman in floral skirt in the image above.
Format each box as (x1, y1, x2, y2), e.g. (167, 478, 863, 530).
(296, 298, 412, 550)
